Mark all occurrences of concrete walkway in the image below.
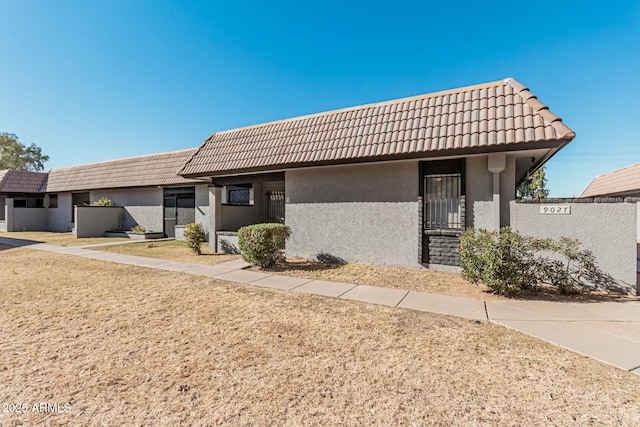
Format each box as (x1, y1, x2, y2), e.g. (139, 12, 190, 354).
(2, 236, 639, 374)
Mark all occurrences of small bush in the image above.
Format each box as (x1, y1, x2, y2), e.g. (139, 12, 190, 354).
(91, 197, 113, 206)
(459, 227, 598, 297)
(459, 227, 542, 296)
(238, 223, 291, 267)
(131, 225, 149, 233)
(184, 223, 205, 255)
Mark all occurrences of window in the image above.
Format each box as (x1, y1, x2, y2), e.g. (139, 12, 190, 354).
(49, 194, 58, 208)
(14, 199, 27, 208)
(424, 173, 462, 230)
(224, 184, 253, 206)
(35, 198, 44, 208)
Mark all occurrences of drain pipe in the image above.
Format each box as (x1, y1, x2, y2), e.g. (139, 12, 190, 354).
(488, 153, 506, 230)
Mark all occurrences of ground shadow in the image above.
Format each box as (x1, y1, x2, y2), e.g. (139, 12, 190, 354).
(0, 236, 43, 251)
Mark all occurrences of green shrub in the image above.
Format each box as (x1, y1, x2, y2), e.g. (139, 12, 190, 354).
(184, 223, 205, 255)
(459, 227, 598, 297)
(238, 223, 291, 267)
(459, 227, 542, 296)
(131, 225, 149, 233)
(91, 197, 113, 206)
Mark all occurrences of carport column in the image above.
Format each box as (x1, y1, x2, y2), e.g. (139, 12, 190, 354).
(488, 153, 506, 231)
(208, 186, 223, 253)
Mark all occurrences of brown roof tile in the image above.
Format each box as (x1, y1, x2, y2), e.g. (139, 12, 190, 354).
(45, 149, 202, 193)
(581, 163, 640, 197)
(0, 170, 48, 193)
(180, 78, 575, 177)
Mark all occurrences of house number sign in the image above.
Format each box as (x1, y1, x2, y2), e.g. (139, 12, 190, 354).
(539, 205, 571, 215)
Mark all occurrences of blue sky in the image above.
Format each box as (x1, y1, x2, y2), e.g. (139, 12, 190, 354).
(1, 1, 638, 196)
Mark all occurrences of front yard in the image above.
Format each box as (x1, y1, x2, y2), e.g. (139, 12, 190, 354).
(0, 231, 131, 247)
(98, 239, 241, 265)
(1, 245, 639, 425)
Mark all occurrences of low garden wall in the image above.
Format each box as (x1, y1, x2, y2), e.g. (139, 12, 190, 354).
(510, 198, 639, 294)
(74, 206, 124, 238)
(217, 231, 240, 254)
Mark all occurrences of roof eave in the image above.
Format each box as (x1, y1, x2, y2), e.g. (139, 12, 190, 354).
(180, 139, 572, 179)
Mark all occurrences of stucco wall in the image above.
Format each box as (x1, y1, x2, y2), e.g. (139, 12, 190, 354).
(466, 156, 493, 229)
(511, 200, 638, 294)
(285, 162, 420, 267)
(49, 193, 73, 232)
(466, 155, 516, 229)
(220, 183, 264, 231)
(11, 208, 49, 231)
(74, 206, 124, 238)
(195, 185, 210, 240)
(91, 188, 163, 232)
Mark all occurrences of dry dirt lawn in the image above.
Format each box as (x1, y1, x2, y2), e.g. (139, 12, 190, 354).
(254, 258, 507, 301)
(99, 240, 241, 266)
(1, 245, 639, 426)
(0, 231, 131, 247)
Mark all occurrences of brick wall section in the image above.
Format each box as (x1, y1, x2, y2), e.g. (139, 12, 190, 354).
(423, 231, 461, 266)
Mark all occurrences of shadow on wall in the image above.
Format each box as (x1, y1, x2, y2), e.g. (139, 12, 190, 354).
(583, 267, 636, 295)
(219, 239, 240, 255)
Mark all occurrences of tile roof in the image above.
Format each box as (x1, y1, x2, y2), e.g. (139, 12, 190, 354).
(0, 169, 48, 193)
(180, 78, 575, 177)
(581, 163, 640, 197)
(45, 149, 203, 193)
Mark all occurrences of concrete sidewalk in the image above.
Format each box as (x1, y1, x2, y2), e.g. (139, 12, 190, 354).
(2, 236, 639, 374)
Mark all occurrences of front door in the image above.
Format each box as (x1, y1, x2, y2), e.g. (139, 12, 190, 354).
(163, 187, 196, 237)
(163, 195, 177, 238)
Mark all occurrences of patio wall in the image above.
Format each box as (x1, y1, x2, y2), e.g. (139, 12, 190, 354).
(2, 198, 49, 232)
(91, 188, 163, 232)
(12, 208, 49, 231)
(511, 198, 639, 295)
(74, 206, 124, 238)
(49, 192, 73, 232)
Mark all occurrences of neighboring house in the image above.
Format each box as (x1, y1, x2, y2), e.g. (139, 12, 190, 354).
(0, 169, 49, 232)
(581, 162, 640, 198)
(180, 78, 575, 270)
(2, 149, 210, 237)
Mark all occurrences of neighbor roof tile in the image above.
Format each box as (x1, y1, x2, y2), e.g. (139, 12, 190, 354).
(45, 149, 201, 193)
(581, 163, 640, 197)
(0, 170, 49, 193)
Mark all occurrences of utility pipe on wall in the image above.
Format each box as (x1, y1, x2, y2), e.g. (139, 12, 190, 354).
(488, 153, 506, 230)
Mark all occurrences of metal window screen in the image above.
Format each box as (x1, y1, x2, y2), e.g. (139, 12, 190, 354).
(228, 188, 250, 205)
(424, 173, 461, 230)
(265, 190, 285, 223)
